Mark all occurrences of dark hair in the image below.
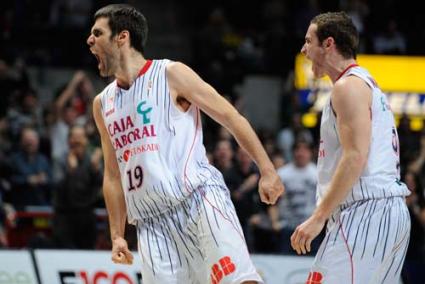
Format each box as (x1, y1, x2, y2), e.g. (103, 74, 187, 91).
(94, 4, 148, 54)
(311, 11, 359, 59)
(292, 139, 313, 152)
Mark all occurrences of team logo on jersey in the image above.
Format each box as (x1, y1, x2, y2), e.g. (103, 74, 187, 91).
(105, 95, 115, 116)
(119, 143, 160, 163)
(210, 256, 236, 284)
(137, 100, 153, 124)
(107, 115, 157, 150)
(306, 271, 323, 284)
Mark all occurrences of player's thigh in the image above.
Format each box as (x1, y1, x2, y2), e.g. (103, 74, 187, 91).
(136, 218, 194, 284)
(193, 186, 263, 284)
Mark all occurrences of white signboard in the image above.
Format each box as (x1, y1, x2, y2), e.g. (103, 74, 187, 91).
(0, 250, 38, 284)
(34, 250, 143, 284)
(252, 254, 314, 284)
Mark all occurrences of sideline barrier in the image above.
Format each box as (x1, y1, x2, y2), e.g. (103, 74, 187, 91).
(0, 249, 314, 284)
(0, 250, 406, 283)
(0, 250, 38, 284)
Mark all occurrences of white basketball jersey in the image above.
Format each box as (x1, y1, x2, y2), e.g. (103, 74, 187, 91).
(317, 65, 410, 205)
(99, 59, 215, 223)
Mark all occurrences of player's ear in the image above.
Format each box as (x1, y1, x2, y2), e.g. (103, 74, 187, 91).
(117, 30, 130, 47)
(323, 37, 334, 49)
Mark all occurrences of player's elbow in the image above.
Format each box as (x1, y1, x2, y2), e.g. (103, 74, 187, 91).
(346, 150, 368, 171)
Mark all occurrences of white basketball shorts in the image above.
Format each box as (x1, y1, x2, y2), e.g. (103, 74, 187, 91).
(135, 177, 263, 284)
(307, 196, 410, 284)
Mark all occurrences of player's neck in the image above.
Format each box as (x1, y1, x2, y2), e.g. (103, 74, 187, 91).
(115, 52, 146, 89)
(327, 57, 357, 83)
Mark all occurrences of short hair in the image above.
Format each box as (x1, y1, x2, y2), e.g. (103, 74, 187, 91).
(292, 139, 313, 152)
(311, 11, 359, 59)
(94, 4, 148, 54)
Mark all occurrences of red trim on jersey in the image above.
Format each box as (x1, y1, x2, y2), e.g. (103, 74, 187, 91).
(116, 59, 153, 89)
(336, 63, 359, 81)
(138, 59, 153, 76)
(183, 107, 200, 194)
(338, 217, 354, 284)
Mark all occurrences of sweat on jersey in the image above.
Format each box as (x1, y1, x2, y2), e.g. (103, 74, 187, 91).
(99, 59, 217, 224)
(317, 65, 410, 206)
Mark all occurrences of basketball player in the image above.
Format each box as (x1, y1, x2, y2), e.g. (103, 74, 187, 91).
(290, 12, 411, 284)
(87, 4, 284, 284)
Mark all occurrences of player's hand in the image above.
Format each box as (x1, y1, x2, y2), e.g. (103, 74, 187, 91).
(290, 215, 326, 255)
(258, 170, 284, 205)
(111, 237, 134, 265)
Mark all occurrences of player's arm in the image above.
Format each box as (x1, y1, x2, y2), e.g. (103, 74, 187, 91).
(93, 96, 133, 264)
(166, 62, 284, 205)
(313, 76, 371, 221)
(291, 76, 372, 254)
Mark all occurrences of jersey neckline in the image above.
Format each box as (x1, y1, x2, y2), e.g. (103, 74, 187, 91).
(116, 59, 153, 89)
(335, 63, 358, 82)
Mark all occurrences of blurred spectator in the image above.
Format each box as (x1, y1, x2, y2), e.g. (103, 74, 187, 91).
(277, 112, 313, 162)
(269, 140, 319, 254)
(213, 139, 237, 187)
(342, 0, 370, 35)
(7, 88, 44, 142)
(52, 125, 102, 249)
(373, 19, 407, 54)
(271, 150, 285, 170)
(9, 127, 52, 208)
(251, 140, 320, 254)
(408, 129, 425, 186)
(50, 0, 93, 29)
(402, 171, 425, 284)
(0, 58, 30, 117)
(50, 71, 95, 181)
(222, 146, 261, 252)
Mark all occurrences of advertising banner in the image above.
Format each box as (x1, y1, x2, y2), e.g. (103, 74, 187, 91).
(0, 250, 38, 284)
(34, 250, 142, 284)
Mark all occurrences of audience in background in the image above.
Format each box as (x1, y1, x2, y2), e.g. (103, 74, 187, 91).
(0, 2, 423, 279)
(52, 125, 102, 249)
(9, 127, 52, 208)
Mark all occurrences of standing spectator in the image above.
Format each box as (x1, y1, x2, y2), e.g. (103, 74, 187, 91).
(232, 146, 261, 251)
(270, 140, 319, 254)
(251, 140, 318, 254)
(52, 125, 102, 249)
(50, 70, 95, 182)
(277, 112, 313, 162)
(9, 127, 52, 208)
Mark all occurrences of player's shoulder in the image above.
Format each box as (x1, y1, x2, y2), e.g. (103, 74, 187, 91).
(93, 80, 116, 111)
(165, 60, 188, 74)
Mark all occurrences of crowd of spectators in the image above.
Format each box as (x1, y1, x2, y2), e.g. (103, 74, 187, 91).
(0, 0, 424, 282)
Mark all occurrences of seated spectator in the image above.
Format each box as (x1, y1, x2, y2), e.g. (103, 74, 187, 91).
(9, 127, 52, 208)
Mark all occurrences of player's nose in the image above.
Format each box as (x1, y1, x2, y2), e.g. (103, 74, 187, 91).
(301, 44, 307, 55)
(87, 34, 94, 46)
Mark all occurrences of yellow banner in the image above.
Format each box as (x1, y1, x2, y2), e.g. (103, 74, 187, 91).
(295, 54, 425, 93)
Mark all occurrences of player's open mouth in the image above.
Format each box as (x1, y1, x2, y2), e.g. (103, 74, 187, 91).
(92, 53, 102, 69)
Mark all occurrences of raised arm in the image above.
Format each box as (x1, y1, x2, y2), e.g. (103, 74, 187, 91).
(291, 76, 372, 254)
(166, 62, 284, 205)
(93, 96, 133, 264)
